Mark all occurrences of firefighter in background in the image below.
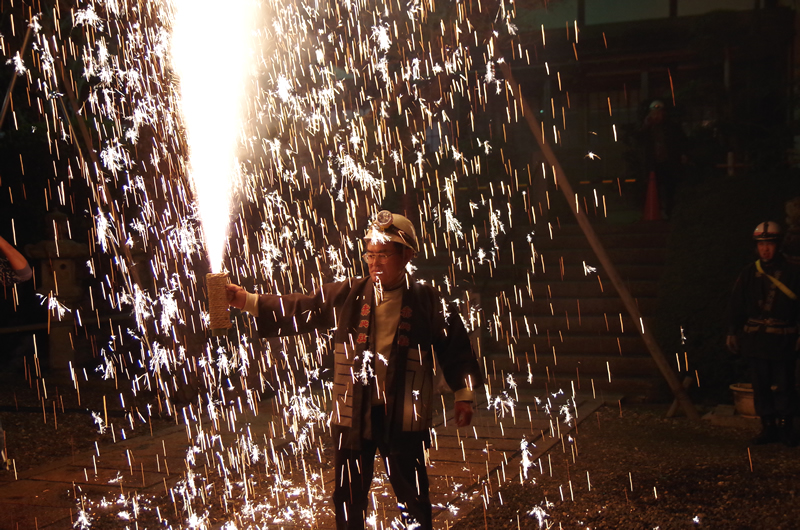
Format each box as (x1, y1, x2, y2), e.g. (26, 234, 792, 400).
(638, 100, 688, 218)
(727, 222, 800, 446)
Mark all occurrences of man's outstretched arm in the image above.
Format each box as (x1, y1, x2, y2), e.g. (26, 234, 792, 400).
(0, 235, 31, 282)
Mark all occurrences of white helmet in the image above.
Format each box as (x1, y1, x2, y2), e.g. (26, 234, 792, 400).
(364, 210, 419, 253)
(753, 221, 781, 242)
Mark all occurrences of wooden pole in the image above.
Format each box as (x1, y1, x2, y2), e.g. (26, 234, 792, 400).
(666, 376, 694, 418)
(500, 63, 700, 421)
(0, 24, 33, 130)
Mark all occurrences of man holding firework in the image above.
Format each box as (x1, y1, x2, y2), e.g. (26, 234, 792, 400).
(226, 210, 482, 529)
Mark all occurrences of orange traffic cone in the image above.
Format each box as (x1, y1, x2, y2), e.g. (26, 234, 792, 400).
(642, 171, 661, 221)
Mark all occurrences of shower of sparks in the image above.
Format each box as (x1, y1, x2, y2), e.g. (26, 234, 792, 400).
(0, 0, 645, 526)
(37, 292, 71, 319)
(528, 504, 553, 528)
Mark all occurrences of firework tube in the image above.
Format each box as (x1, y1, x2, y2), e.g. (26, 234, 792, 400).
(206, 272, 231, 336)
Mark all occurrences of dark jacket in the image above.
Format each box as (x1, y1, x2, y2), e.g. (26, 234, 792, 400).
(254, 276, 482, 449)
(728, 255, 800, 360)
(0, 257, 31, 286)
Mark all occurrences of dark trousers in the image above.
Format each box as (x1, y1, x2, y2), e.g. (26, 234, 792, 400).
(652, 163, 680, 218)
(333, 407, 432, 530)
(748, 357, 799, 417)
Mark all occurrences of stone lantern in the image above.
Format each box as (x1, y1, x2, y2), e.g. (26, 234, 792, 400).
(25, 209, 89, 372)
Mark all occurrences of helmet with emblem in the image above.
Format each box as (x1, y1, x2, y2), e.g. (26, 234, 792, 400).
(364, 210, 419, 253)
(753, 221, 781, 242)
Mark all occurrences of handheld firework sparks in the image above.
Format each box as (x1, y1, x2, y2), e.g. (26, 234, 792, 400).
(0, 0, 693, 526)
(171, 0, 255, 336)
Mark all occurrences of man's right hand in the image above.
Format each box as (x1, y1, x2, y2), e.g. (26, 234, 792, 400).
(225, 284, 247, 309)
(725, 335, 739, 354)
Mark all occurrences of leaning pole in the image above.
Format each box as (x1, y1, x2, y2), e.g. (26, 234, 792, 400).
(500, 63, 700, 422)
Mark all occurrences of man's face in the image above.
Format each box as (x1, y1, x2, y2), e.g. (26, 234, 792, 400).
(758, 241, 777, 262)
(365, 241, 408, 287)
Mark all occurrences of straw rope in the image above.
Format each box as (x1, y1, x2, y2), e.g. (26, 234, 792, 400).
(206, 272, 231, 333)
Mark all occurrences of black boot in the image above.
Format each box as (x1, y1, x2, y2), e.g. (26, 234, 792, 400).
(779, 416, 798, 448)
(752, 416, 779, 445)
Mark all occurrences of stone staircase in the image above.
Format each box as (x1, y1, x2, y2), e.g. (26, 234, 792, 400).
(474, 221, 673, 401)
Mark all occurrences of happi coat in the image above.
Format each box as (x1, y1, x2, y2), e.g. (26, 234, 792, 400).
(253, 276, 482, 449)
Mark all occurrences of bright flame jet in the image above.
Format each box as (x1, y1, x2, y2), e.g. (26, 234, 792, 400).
(170, 0, 256, 272)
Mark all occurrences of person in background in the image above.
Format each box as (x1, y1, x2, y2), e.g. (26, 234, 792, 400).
(0, 234, 31, 289)
(225, 210, 483, 529)
(0, 233, 32, 469)
(780, 197, 800, 264)
(639, 100, 688, 218)
(727, 222, 800, 447)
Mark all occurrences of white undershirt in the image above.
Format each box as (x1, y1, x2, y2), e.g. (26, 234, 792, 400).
(371, 286, 403, 405)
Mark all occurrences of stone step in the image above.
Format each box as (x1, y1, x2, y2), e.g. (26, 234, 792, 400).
(481, 333, 649, 356)
(534, 233, 669, 252)
(535, 225, 671, 251)
(420, 268, 663, 292)
(521, 296, 657, 315)
(473, 260, 662, 276)
(578, 377, 669, 401)
(482, 367, 669, 401)
(521, 264, 665, 282)
(504, 314, 645, 334)
(445, 221, 672, 402)
(483, 351, 661, 379)
(418, 247, 666, 272)
(479, 278, 660, 298)
(528, 246, 667, 265)
(547, 220, 671, 237)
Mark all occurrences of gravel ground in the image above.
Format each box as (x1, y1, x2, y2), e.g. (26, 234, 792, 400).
(452, 404, 800, 530)
(0, 371, 172, 474)
(3, 365, 800, 530)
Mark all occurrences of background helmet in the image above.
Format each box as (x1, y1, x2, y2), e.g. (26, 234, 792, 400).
(365, 210, 419, 253)
(753, 221, 781, 242)
(785, 197, 800, 228)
